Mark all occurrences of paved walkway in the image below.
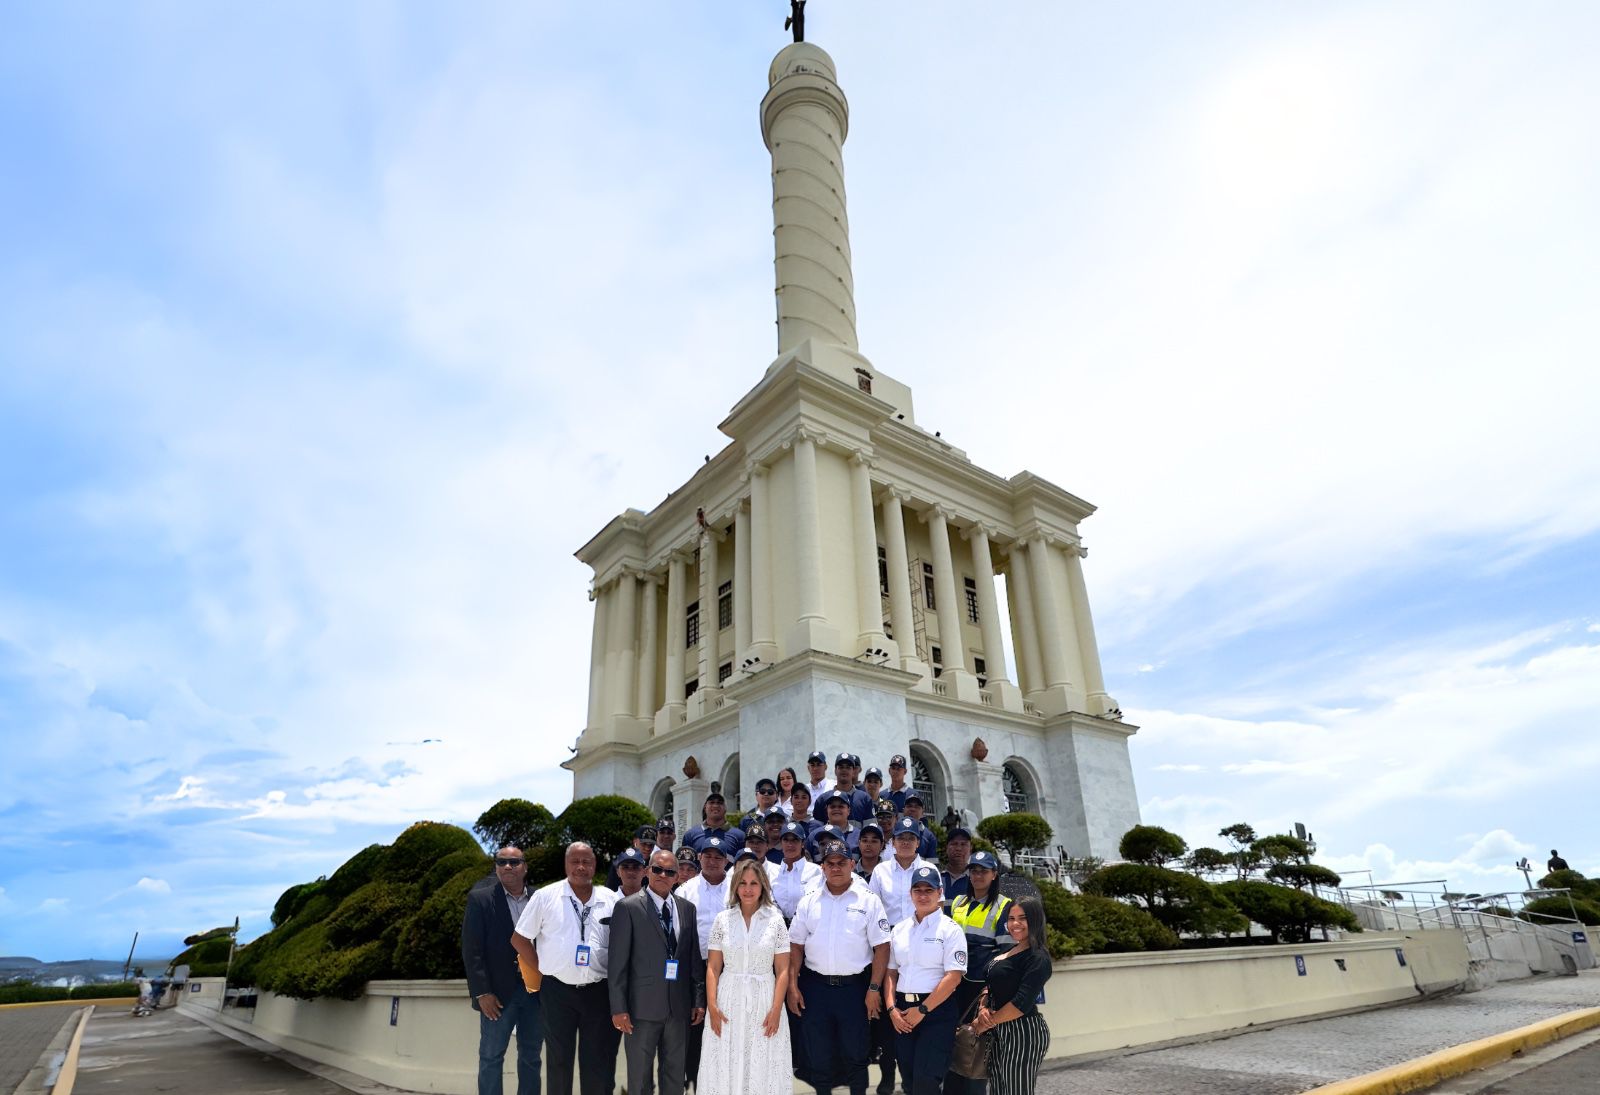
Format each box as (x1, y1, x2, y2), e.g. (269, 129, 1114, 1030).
(0, 1006, 82, 1093)
(73, 1007, 354, 1094)
(1036, 970, 1600, 1094)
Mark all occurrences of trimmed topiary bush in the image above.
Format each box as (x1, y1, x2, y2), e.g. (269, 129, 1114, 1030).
(424, 848, 493, 893)
(168, 933, 234, 977)
(1036, 879, 1179, 954)
(1085, 862, 1247, 937)
(391, 865, 486, 979)
(555, 796, 656, 867)
(1216, 879, 1361, 942)
(326, 843, 392, 901)
(381, 822, 480, 885)
(977, 813, 1053, 867)
(271, 880, 327, 928)
(324, 881, 419, 949)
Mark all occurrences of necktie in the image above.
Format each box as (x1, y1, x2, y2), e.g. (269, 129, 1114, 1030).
(661, 898, 676, 959)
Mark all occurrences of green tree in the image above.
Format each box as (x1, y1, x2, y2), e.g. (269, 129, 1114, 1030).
(1251, 834, 1313, 867)
(1036, 880, 1180, 954)
(1521, 896, 1600, 926)
(1216, 879, 1361, 942)
(1084, 862, 1246, 937)
(1266, 862, 1343, 892)
(474, 798, 557, 854)
(556, 795, 656, 865)
(976, 813, 1054, 867)
(1119, 825, 1188, 866)
(380, 822, 480, 884)
(1219, 823, 1262, 879)
(1185, 847, 1230, 877)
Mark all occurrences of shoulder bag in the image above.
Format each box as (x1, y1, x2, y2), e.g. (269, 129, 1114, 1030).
(950, 990, 992, 1080)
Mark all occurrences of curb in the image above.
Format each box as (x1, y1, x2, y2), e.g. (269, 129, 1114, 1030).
(1303, 1006, 1600, 1095)
(53, 1005, 94, 1095)
(0, 998, 137, 1010)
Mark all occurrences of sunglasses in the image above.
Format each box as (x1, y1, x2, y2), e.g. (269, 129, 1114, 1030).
(648, 865, 676, 876)
(494, 858, 525, 867)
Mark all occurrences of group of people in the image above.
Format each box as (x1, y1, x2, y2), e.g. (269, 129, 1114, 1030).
(461, 752, 1053, 1095)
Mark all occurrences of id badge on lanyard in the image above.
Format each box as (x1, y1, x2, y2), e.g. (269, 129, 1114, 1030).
(569, 896, 595, 968)
(665, 960, 680, 981)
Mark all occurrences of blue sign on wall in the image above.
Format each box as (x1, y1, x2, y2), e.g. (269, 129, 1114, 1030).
(390, 996, 400, 1026)
(189, 982, 201, 992)
(1574, 931, 1588, 944)
(1395, 948, 1407, 967)
(1294, 955, 1306, 976)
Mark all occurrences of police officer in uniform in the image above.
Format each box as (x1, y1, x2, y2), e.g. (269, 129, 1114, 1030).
(900, 793, 940, 860)
(788, 838, 891, 1095)
(884, 866, 966, 1095)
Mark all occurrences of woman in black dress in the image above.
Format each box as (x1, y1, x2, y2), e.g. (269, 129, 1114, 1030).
(970, 897, 1052, 1095)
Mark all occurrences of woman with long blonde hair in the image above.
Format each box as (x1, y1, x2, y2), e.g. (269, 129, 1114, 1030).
(697, 855, 793, 1094)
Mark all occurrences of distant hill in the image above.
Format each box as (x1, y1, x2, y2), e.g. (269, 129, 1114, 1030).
(0, 957, 171, 984)
(0, 957, 44, 968)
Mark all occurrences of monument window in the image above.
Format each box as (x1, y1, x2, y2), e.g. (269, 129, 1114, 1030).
(718, 580, 733, 629)
(910, 749, 943, 817)
(964, 577, 980, 623)
(930, 645, 943, 679)
(878, 545, 889, 596)
(718, 660, 733, 684)
(975, 656, 987, 688)
(685, 600, 700, 647)
(922, 563, 936, 609)
(684, 677, 699, 697)
(1002, 763, 1033, 814)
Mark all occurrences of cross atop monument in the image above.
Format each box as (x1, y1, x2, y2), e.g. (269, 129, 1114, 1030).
(785, 0, 806, 43)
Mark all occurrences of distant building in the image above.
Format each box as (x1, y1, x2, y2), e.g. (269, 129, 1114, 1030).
(566, 42, 1139, 858)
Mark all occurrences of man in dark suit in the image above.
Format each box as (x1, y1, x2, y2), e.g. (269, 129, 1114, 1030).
(609, 847, 705, 1095)
(462, 845, 541, 1095)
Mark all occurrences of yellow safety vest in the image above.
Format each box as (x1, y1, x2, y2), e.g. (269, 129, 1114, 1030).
(950, 893, 1011, 934)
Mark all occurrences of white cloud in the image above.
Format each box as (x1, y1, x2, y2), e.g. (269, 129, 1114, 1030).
(134, 878, 171, 895)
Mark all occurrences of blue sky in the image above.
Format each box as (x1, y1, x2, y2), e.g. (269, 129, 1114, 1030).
(3, 3, 1597, 961)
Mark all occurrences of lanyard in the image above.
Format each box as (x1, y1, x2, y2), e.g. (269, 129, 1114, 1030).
(567, 896, 593, 943)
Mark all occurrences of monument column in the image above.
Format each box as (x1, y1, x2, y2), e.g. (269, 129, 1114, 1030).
(923, 506, 980, 701)
(733, 503, 752, 668)
(849, 452, 889, 654)
(966, 525, 1021, 710)
(1066, 543, 1117, 716)
(657, 553, 688, 735)
(586, 581, 610, 729)
(880, 488, 924, 676)
(787, 430, 837, 653)
(635, 572, 659, 720)
(1028, 535, 1076, 713)
(696, 524, 720, 693)
(1002, 548, 1044, 698)
(746, 464, 778, 665)
(611, 573, 639, 719)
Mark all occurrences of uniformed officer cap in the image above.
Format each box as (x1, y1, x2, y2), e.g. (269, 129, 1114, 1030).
(849, 753, 862, 767)
(864, 766, 883, 780)
(875, 799, 896, 816)
(780, 822, 806, 841)
(755, 777, 777, 792)
(743, 816, 767, 835)
(968, 851, 1000, 871)
(910, 866, 941, 889)
(819, 824, 848, 840)
(823, 790, 850, 808)
(892, 817, 922, 837)
(734, 848, 763, 863)
(945, 826, 972, 841)
(835, 751, 852, 766)
(676, 846, 699, 863)
(744, 824, 769, 843)
(859, 821, 885, 838)
(818, 840, 851, 862)
(889, 754, 908, 768)
(704, 790, 725, 803)
(635, 825, 659, 840)
(616, 847, 648, 867)
(902, 790, 924, 805)
(808, 750, 827, 764)
(656, 817, 676, 832)
(699, 837, 729, 859)
(764, 811, 785, 826)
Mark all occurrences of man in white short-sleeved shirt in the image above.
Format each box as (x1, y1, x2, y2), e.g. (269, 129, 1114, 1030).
(510, 842, 620, 1095)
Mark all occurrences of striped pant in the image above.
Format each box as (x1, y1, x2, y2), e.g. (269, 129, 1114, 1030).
(988, 1011, 1049, 1095)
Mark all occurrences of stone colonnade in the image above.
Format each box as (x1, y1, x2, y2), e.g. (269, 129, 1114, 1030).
(584, 444, 1110, 729)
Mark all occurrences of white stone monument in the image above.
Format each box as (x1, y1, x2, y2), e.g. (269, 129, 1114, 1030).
(566, 41, 1140, 858)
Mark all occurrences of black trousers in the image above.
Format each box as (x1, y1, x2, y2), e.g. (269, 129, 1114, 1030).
(893, 993, 959, 1095)
(541, 978, 621, 1095)
(801, 969, 872, 1094)
(685, 1007, 703, 1089)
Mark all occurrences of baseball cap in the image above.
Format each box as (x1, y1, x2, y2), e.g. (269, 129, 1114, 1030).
(903, 791, 924, 805)
(744, 816, 767, 835)
(819, 824, 848, 841)
(656, 817, 676, 831)
(835, 751, 852, 766)
(859, 821, 885, 838)
(755, 778, 776, 792)
(875, 799, 896, 816)
(676, 846, 699, 863)
(945, 825, 972, 841)
(615, 847, 648, 868)
(703, 791, 725, 803)
(735, 848, 764, 863)
(818, 840, 851, 862)
(864, 766, 884, 780)
(910, 866, 941, 889)
(823, 790, 850, 808)
(893, 817, 922, 837)
(849, 753, 862, 767)
(889, 754, 908, 768)
(808, 750, 827, 764)
(635, 825, 659, 840)
(780, 821, 806, 841)
(699, 837, 729, 858)
(968, 851, 1000, 871)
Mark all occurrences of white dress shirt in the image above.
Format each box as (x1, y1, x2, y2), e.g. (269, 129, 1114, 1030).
(514, 879, 617, 984)
(676, 874, 730, 960)
(790, 879, 891, 976)
(868, 856, 933, 926)
(807, 776, 834, 801)
(770, 858, 823, 919)
(887, 907, 967, 992)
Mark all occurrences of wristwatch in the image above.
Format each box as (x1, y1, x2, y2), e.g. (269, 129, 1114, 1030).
(915, 1002, 929, 1015)
(868, 982, 882, 993)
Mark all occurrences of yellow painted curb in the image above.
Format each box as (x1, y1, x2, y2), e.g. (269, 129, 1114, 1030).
(0, 997, 136, 1009)
(54, 1005, 93, 1095)
(1304, 1006, 1600, 1095)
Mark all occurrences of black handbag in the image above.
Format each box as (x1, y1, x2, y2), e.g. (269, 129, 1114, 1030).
(950, 992, 992, 1080)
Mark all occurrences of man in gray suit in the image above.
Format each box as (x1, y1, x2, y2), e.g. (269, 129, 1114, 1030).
(609, 847, 706, 1095)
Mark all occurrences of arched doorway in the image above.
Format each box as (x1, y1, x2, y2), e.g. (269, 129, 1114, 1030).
(717, 754, 742, 815)
(908, 744, 947, 818)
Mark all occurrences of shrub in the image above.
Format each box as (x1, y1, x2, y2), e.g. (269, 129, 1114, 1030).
(1036, 879, 1178, 954)
(0, 983, 70, 1004)
(1251, 834, 1313, 866)
(555, 796, 656, 866)
(976, 813, 1053, 866)
(183, 926, 233, 946)
(326, 843, 392, 901)
(1521, 896, 1600, 926)
(168, 933, 234, 977)
(424, 848, 493, 893)
(324, 881, 419, 950)
(1085, 863, 1246, 937)
(1266, 863, 1343, 891)
(75, 981, 137, 998)
(1185, 847, 1230, 876)
(391, 865, 485, 980)
(271, 880, 326, 928)
(1216, 880, 1361, 942)
(381, 822, 480, 885)
(474, 798, 557, 855)
(1119, 825, 1187, 866)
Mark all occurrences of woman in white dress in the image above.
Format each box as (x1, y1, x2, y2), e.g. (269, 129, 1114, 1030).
(699, 858, 793, 1095)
